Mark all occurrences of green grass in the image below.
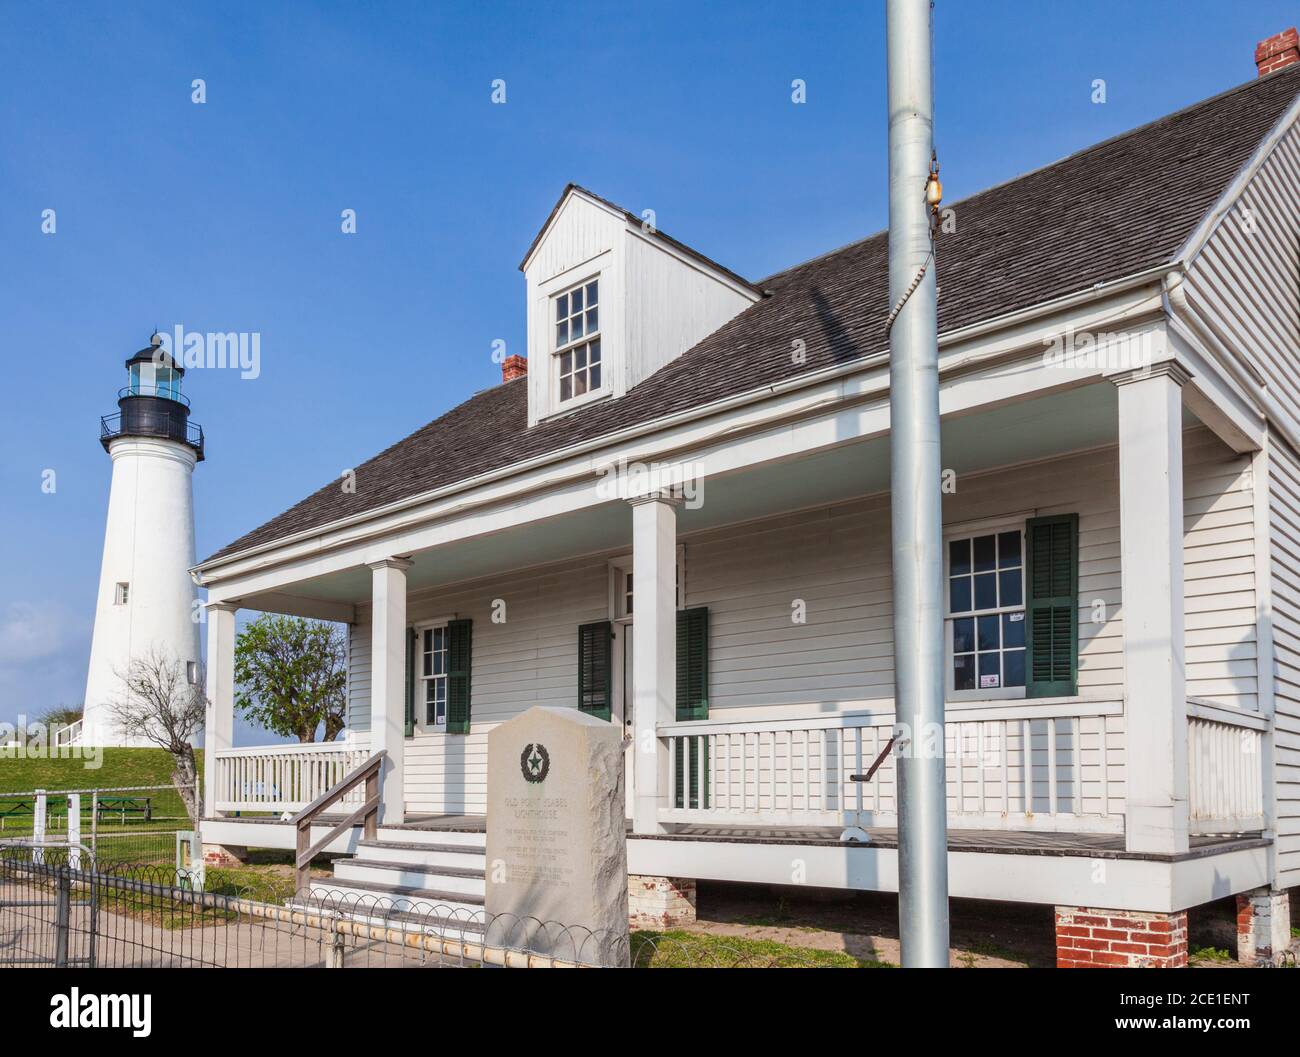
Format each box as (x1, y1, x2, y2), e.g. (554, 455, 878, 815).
(631, 929, 893, 968)
(0, 747, 204, 794)
(0, 748, 203, 839)
(1190, 945, 1234, 963)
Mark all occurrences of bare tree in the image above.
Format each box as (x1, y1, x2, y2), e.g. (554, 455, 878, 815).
(112, 647, 206, 823)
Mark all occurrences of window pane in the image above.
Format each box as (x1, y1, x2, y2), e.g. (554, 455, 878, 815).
(949, 539, 971, 576)
(953, 654, 975, 691)
(560, 376, 572, 401)
(978, 651, 1000, 684)
(587, 279, 598, 305)
(589, 337, 601, 364)
(556, 294, 567, 320)
(1002, 611, 1025, 649)
(589, 363, 601, 389)
(571, 313, 584, 339)
(574, 372, 588, 396)
(953, 617, 974, 653)
(974, 572, 997, 610)
(586, 307, 598, 333)
(575, 344, 587, 369)
(560, 351, 571, 374)
(973, 534, 996, 572)
(977, 615, 1000, 652)
(949, 576, 972, 613)
(571, 287, 583, 312)
(998, 530, 1021, 566)
(1004, 649, 1026, 687)
(999, 569, 1023, 607)
(557, 320, 568, 347)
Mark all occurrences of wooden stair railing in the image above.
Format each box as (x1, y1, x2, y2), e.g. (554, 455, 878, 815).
(291, 750, 386, 893)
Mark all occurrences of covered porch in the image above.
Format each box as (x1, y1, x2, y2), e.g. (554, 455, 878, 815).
(199, 357, 1271, 870)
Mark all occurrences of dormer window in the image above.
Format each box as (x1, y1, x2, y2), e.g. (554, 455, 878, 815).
(554, 277, 602, 404)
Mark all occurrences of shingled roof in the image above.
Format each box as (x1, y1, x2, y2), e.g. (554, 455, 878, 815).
(204, 64, 1300, 565)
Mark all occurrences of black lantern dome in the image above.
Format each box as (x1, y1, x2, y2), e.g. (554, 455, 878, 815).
(100, 333, 205, 459)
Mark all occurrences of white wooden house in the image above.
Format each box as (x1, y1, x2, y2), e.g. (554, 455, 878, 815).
(195, 54, 1300, 967)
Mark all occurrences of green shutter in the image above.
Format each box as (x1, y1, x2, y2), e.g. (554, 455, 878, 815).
(1025, 514, 1078, 698)
(675, 607, 709, 721)
(674, 607, 709, 809)
(404, 627, 415, 737)
(578, 621, 614, 721)
(446, 619, 472, 734)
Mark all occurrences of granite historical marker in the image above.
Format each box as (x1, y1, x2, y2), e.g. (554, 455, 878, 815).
(485, 706, 629, 966)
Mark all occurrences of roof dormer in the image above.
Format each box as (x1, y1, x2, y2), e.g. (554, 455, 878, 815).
(520, 185, 761, 427)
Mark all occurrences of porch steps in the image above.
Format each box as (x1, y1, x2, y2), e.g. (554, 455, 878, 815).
(303, 875, 486, 920)
(304, 826, 489, 929)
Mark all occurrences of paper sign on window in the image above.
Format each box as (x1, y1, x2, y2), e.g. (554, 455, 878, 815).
(980, 674, 1001, 689)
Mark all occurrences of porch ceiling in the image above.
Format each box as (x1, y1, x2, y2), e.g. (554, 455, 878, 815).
(239, 381, 1149, 613)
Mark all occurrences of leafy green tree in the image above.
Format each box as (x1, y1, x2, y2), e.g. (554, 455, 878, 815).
(234, 615, 348, 742)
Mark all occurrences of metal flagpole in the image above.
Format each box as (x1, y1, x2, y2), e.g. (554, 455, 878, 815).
(885, 0, 950, 967)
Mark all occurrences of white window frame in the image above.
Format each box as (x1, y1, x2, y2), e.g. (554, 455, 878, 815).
(414, 616, 456, 734)
(943, 518, 1027, 702)
(114, 582, 130, 605)
(552, 275, 605, 410)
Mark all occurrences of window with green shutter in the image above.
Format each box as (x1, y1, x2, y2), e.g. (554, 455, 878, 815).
(675, 606, 709, 721)
(577, 620, 613, 721)
(674, 607, 709, 808)
(1025, 514, 1079, 698)
(404, 627, 415, 737)
(445, 618, 472, 734)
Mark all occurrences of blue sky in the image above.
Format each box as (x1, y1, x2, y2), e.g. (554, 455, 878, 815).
(1, 0, 1294, 740)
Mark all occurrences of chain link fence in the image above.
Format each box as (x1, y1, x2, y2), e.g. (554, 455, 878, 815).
(0, 784, 197, 867)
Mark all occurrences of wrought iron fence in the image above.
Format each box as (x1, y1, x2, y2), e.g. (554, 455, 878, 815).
(0, 845, 832, 968)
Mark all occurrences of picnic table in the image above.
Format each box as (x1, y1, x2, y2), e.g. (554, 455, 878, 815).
(94, 796, 153, 822)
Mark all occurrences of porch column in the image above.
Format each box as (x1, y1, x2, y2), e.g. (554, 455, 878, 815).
(1114, 363, 1191, 854)
(368, 557, 413, 825)
(629, 492, 682, 835)
(203, 602, 238, 818)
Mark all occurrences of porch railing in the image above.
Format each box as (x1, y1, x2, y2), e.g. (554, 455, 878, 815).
(660, 701, 1127, 833)
(211, 742, 372, 814)
(1187, 704, 1265, 833)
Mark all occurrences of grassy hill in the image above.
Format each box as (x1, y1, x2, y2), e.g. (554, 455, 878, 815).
(0, 748, 204, 794)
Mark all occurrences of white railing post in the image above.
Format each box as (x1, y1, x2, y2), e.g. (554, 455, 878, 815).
(67, 794, 81, 870)
(33, 789, 47, 864)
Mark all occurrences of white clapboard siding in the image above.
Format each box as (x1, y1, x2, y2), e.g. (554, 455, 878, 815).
(337, 428, 1253, 828)
(1182, 427, 1258, 711)
(1181, 115, 1299, 884)
(356, 558, 610, 815)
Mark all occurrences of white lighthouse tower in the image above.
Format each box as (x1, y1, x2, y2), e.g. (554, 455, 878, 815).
(81, 334, 204, 747)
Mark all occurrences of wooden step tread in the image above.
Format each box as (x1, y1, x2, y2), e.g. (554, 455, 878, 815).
(345, 858, 485, 879)
(310, 875, 486, 907)
(356, 839, 484, 855)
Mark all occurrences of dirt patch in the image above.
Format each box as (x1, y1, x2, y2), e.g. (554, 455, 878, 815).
(691, 883, 1056, 967)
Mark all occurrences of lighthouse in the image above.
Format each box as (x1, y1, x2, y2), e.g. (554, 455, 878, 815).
(80, 334, 205, 747)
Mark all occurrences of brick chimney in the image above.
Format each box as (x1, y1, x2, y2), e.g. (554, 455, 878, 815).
(501, 354, 527, 383)
(1256, 27, 1299, 77)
